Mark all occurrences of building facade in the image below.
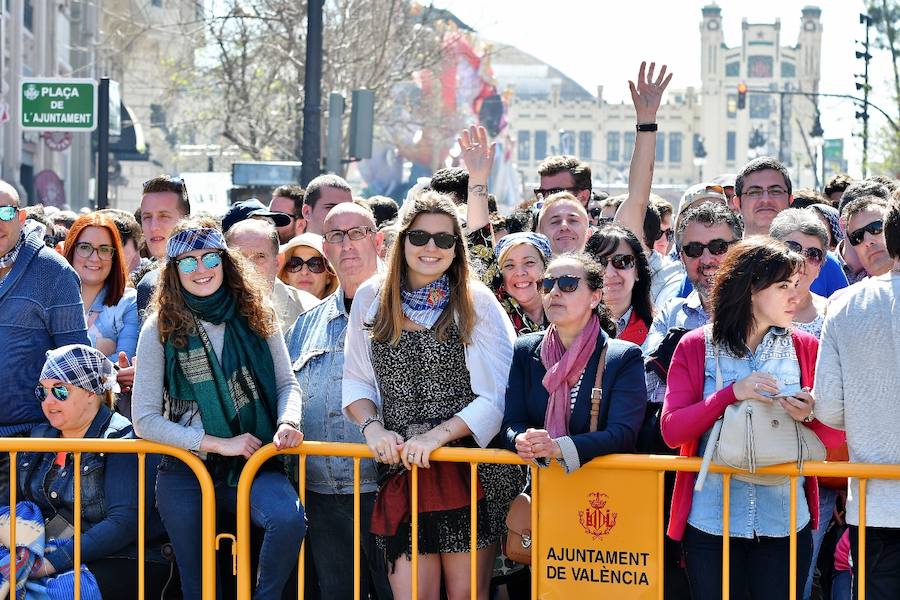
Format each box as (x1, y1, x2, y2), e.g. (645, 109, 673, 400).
(499, 5, 823, 198)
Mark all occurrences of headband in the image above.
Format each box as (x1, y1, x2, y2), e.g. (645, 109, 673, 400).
(40, 344, 120, 396)
(166, 227, 227, 259)
(494, 232, 552, 262)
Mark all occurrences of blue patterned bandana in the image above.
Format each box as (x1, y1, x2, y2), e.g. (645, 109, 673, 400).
(166, 227, 227, 258)
(494, 232, 552, 263)
(40, 344, 119, 395)
(400, 274, 451, 329)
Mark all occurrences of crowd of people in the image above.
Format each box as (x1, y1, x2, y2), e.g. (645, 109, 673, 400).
(1, 61, 899, 600)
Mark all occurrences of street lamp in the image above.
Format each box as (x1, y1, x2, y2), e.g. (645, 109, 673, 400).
(809, 113, 825, 190)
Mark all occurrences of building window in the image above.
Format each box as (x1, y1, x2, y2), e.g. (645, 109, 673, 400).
(517, 131, 531, 162)
(655, 132, 665, 163)
(151, 0, 163, 6)
(726, 131, 736, 162)
(607, 132, 621, 163)
(749, 94, 771, 119)
(726, 94, 737, 118)
(559, 130, 576, 155)
(23, 0, 33, 31)
(725, 61, 740, 77)
(669, 132, 683, 164)
(748, 56, 774, 78)
(781, 61, 796, 78)
(578, 131, 592, 161)
(623, 132, 635, 161)
(534, 130, 548, 161)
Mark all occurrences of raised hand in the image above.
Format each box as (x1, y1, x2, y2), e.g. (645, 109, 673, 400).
(458, 125, 496, 184)
(628, 61, 673, 124)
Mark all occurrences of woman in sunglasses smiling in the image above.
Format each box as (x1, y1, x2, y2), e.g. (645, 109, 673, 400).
(343, 191, 520, 599)
(277, 232, 338, 300)
(503, 253, 647, 471)
(769, 209, 831, 338)
(132, 217, 305, 600)
(585, 225, 655, 345)
(62, 213, 139, 361)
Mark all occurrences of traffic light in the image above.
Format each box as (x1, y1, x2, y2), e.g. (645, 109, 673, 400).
(737, 83, 747, 110)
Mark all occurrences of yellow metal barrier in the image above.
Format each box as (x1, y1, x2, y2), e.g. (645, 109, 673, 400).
(235, 441, 900, 600)
(0, 438, 218, 600)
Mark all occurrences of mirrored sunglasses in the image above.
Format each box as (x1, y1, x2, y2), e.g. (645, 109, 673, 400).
(35, 384, 70, 402)
(0, 206, 17, 222)
(175, 251, 223, 274)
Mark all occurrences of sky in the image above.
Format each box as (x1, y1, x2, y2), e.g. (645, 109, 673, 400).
(431, 0, 897, 177)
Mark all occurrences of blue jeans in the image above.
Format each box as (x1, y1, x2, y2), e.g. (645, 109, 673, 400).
(849, 525, 900, 600)
(805, 486, 839, 599)
(156, 457, 306, 600)
(683, 524, 812, 600)
(832, 570, 852, 600)
(305, 490, 392, 599)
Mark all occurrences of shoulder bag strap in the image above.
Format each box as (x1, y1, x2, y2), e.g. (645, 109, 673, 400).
(588, 344, 609, 433)
(696, 344, 725, 492)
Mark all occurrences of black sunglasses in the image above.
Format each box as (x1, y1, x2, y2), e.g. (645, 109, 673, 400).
(784, 240, 824, 264)
(407, 230, 457, 249)
(847, 220, 884, 246)
(656, 229, 675, 242)
(598, 253, 636, 270)
(540, 275, 581, 294)
(286, 255, 327, 274)
(35, 384, 70, 402)
(681, 239, 736, 259)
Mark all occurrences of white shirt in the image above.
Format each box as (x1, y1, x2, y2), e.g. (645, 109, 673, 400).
(342, 275, 516, 448)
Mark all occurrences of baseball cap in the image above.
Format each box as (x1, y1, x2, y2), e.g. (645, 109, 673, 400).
(678, 183, 728, 215)
(712, 173, 737, 189)
(222, 199, 292, 232)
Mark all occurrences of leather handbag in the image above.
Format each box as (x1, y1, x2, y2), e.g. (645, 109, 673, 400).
(708, 344, 826, 486)
(504, 344, 608, 565)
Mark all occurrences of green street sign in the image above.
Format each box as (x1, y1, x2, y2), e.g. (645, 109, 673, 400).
(21, 78, 97, 131)
(823, 138, 843, 163)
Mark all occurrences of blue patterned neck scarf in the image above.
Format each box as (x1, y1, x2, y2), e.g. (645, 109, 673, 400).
(400, 274, 451, 329)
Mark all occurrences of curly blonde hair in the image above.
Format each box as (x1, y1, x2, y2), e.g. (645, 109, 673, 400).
(151, 217, 278, 348)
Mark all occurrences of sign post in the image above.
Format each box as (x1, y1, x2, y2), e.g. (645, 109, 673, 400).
(21, 78, 97, 131)
(97, 78, 110, 209)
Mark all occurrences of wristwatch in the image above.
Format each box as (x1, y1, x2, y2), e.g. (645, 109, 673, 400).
(636, 123, 658, 132)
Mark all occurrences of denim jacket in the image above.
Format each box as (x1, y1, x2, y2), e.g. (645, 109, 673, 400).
(285, 289, 378, 494)
(87, 286, 139, 361)
(18, 406, 144, 571)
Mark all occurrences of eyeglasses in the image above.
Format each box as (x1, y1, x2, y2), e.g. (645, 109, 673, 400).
(534, 186, 580, 200)
(74, 242, 115, 261)
(0, 206, 18, 221)
(175, 251, 222, 274)
(286, 255, 326, 274)
(598, 253, 636, 270)
(681, 239, 736, 259)
(406, 230, 458, 249)
(540, 275, 581, 294)
(35, 384, 70, 402)
(323, 226, 375, 244)
(847, 220, 884, 246)
(743, 186, 788, 201)
(784, 240, 824, 264)
(656, 229, 675, 242)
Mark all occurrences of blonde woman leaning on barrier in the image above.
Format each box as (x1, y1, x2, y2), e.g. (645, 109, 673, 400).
(132, 218, 305, 600)
(661, 238, 844, 600)
(342, 191, 519, 600)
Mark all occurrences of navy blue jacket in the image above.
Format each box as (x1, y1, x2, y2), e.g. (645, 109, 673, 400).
(502, 330, 647, 467)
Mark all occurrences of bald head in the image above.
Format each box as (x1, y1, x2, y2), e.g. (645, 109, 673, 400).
(225, 218, 280, 286)
(324, 202, 376, 232)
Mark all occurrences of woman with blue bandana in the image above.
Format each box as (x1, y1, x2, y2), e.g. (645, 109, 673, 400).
(342, 191, 521, 599)
(19, 344, 170, 598)
(131, 216, 305, 600)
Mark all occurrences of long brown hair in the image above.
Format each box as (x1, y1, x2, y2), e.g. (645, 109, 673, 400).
(710, 236, 803, 356)
(63, 213, 127, 306)
(151, 217, 278, 348)
(370, 191, 476, 345)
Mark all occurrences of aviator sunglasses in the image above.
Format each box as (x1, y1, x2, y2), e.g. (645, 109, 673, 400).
(784, 240, 824, 264)
(0, 205, 18, 221)
(847, 220, 884, 247)
(540, 275, 582, 294)
(175, 251, 223, 274)
(406, 230, 458, 249)
(286, 255, 327, 274)
(681, 239, 735, 259)
(35, 384, 70, 402)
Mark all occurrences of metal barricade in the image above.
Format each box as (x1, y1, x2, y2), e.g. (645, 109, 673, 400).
(0, 438, 218, 600)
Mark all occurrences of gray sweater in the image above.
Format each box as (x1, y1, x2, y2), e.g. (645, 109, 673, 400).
(814, 272, 900, 528)
(132, 313, 302, 452)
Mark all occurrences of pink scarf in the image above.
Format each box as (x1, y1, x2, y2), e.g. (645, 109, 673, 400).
(539, 314, 601, 438)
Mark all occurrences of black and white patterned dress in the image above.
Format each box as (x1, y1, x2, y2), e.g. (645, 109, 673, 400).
(371, 323, 524, 560)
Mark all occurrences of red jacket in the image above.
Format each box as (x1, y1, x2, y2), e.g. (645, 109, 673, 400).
(618, 310, 649, 346)
(660, 327, 846, 541)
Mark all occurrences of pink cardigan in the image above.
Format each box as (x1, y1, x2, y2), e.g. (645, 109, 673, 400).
(660, 327, 846, 541)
